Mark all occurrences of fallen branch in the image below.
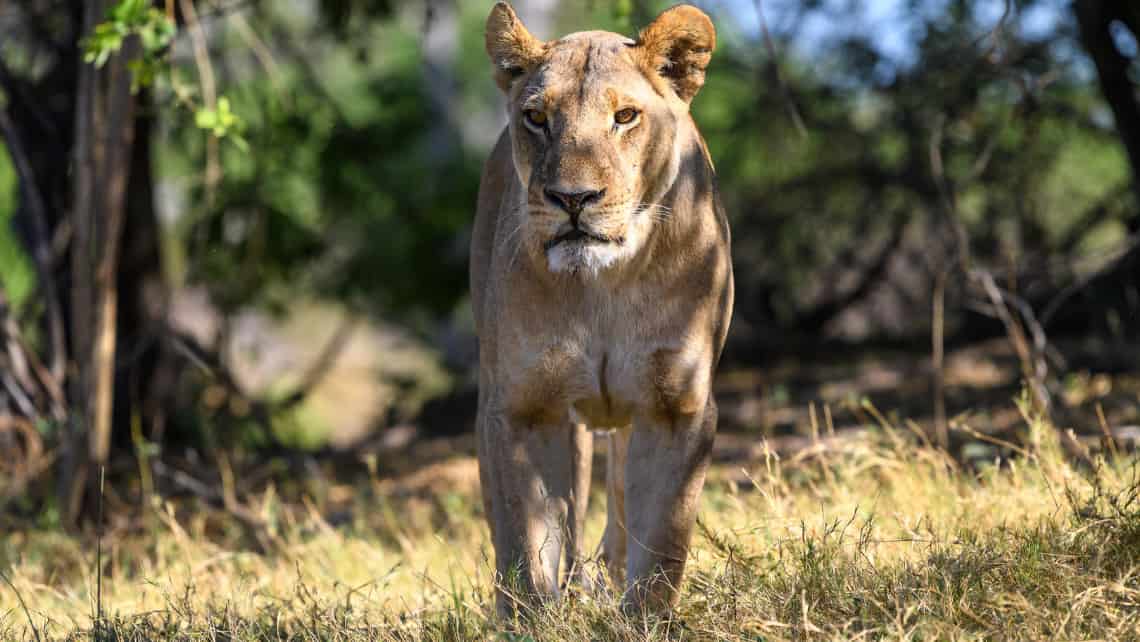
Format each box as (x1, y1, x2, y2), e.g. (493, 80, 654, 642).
(164, 325, 278, 444)
(278, 315, 356, 410)
(152, 458, 275, 551)
(975, 271, 1050, 416)
(0, 414, 44, 476)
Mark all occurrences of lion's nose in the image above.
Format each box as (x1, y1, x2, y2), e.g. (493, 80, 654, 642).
(544, 187, 605, 219)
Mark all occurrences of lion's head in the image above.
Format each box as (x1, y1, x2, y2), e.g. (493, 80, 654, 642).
(485, 3, 715, 276)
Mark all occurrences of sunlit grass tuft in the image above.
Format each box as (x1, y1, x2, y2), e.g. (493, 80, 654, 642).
(4, 408, 1140, 640)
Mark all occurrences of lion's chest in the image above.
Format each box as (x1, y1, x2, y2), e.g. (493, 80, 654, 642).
(503, 330, 707, 429)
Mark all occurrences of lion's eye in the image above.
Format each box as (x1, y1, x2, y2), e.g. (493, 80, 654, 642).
(524, 109, 547, 128)
(614, 108, 639, 125)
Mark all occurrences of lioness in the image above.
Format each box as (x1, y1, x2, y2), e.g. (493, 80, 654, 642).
(471, 2, 733, 614)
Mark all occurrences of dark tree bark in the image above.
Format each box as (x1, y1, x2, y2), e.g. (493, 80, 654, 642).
(115, 97, 175, 448)
(58, 0, 141, 525)
(2, 0, 168, 526)
(1075, 0, 1140, 232)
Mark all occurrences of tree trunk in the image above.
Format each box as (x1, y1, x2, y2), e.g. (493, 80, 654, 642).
(4, 1, 168, 525)
(58, 0, 139, 527)
(115, 94, 174, 447)
(1075, 0, 1140, 232)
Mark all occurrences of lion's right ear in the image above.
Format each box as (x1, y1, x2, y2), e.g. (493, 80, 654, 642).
(485, 2, 544, 92)
(635, 4, 716, 103)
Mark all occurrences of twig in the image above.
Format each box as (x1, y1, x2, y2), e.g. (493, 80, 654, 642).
(1096, 403, 1120, 460)
(179, 0, 221, 204)
(166, 328, 250, 405)
(953, 422, 1031, 459)
(931, 270, 948, 450)
(12, 332, 66, 421)
(193, 0, 256, 23)
(0, 568, 40, 642)
(165, 326, 279, 444)
(279, 316, 355, 409)
(1055, 182, 1130, 255)
(797, 210, 908, 330)
(928, 114, 970, 268)
(0, 372, 36, 420)
(152, 459, 219, 500)
(925, 73, 1082, 457)
(262, 16, 351, 124)
(753, 0, 807, 138)
(0, 56, 65, 156)
(976, 270, 1051, 416)
(221, 4, 284, 90)
(152, 458, 273, 549)
(0, 414, 44, 470)
(1040, 234, 1140, 326)
(95, 465, 105, 631)
(974, 0, 1013, 62)
(0, 289, 39, 418)
(0, 106, 68, 382)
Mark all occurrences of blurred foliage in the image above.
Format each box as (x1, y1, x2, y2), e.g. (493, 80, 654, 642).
(691, 0, 1131, 333)
(0, 0, 1131, 339)
(158, 2, 479, 327)
(0, 144, 33, 310)
(82, 0, 175, 87)
(2, 0, 1136, 456)
(138, 0, 1133, 342)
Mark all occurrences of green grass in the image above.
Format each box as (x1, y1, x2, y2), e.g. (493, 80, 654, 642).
(3, 408, 1140, 640)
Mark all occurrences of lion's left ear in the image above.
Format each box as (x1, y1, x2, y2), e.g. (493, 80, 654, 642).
(485, 2, 545, 92)
(634, 4, 716, 103)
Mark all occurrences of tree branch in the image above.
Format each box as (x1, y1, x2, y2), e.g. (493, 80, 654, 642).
(0, 106, 68, 383)
(279, 315, 355, 410)
(796, 212, 910, 331)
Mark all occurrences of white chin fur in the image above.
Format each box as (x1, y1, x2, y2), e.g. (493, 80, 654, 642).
(546, 242, 626, 276)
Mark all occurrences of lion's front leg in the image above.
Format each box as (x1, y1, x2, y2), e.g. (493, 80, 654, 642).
(601, 428, 630, 588)
(477, 405, 584, 616)
(563, 422, 594, 589)
(622, 395, 717, 613)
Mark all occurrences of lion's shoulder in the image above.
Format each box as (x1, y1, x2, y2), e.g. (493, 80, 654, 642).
(470, 128, 516, 336)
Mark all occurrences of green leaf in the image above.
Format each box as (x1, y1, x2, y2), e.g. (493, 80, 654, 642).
(195, 97, 246, 140)
(109, 0, 150, 26)
(139, 10, 176, 53)
(127, 57, 168, 93)
(228, 133, 250, 153)
(84, 0, 176, 84)
(195, 108, 219, 131)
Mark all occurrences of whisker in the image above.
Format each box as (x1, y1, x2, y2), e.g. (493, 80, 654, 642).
(635, 202, 673, 224)
(501, 207, 530, 274)
(497, 206, 525, 256)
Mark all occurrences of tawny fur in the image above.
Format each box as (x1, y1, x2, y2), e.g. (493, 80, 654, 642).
(634, 5, 716, 102)
(472, 2, 733, 616)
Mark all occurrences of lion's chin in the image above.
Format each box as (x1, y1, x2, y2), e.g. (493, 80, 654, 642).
(546, 240, 626, 276)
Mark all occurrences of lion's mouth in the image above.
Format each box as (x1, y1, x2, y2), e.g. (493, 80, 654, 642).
(544, 227, 622, 250)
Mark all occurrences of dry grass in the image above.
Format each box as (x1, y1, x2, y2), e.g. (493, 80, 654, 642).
(4, 404, 1140, 640)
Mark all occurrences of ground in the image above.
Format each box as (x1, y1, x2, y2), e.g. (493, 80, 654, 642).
(3, 335, 1140, 640)
(4, 400, 1140, 640)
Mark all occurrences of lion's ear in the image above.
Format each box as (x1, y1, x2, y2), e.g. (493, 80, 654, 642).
(635, 4, 716, 103)
(485, 2, 544, 92)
